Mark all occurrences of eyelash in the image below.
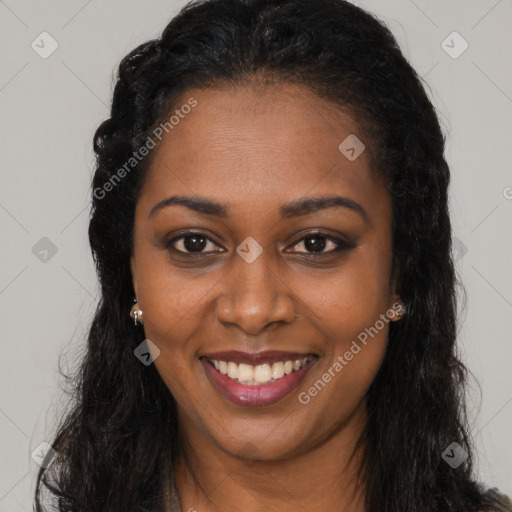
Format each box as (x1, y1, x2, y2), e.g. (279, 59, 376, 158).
(165, 231, 353, 257)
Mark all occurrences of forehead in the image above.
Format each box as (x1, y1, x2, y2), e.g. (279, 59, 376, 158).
(139, 83, 388, 222)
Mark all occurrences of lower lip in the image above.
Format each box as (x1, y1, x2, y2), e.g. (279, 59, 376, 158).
(200, 358, 316, 407)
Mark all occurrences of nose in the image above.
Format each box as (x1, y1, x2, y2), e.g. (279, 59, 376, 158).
(215, 250, 296, 335)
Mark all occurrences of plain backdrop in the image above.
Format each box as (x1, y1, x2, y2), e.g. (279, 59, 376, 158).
(0, 0, 511, 509)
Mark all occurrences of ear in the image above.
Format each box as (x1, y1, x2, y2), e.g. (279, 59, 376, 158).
(388, 282, 404, 322)
(130, 256, 138, 298)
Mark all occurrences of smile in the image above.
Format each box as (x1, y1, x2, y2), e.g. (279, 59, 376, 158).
(200, 352, 318, 407)
(208, 356, 313, 385)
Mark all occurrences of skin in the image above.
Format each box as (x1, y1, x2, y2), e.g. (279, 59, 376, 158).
(130, 82, 403, 512)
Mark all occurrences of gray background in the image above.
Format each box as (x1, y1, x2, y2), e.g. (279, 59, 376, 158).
(0, 0, 511, 509)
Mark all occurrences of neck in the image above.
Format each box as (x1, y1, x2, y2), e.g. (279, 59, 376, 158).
(172, 402, 368, 512)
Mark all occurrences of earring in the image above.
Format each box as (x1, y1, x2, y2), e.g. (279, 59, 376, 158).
(130, 298, 144, 326)
(395, 303, 406, 319)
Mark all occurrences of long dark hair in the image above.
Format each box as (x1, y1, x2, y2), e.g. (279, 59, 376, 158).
(34, 0, 511, 510)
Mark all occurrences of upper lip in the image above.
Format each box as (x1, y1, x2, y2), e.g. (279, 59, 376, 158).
(200, 350, 316, 365)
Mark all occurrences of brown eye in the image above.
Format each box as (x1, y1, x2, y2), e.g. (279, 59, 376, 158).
(167, 232, 223, 254)
(287, 232, 353, 255)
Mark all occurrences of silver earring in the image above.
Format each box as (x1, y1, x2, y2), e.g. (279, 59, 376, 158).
(130, 298, 144, 326)
(396, 304, 406, 318)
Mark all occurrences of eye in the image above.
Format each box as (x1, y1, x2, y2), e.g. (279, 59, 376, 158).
(165, 230, 354, 257)
(166, 232, 224, 254)
(286, 232, 351, 255)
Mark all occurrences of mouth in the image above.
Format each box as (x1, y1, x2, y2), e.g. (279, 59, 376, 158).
(199, 351, 318, 407)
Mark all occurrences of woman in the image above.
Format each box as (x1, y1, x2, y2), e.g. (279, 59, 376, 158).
(34, 0, 511, 510)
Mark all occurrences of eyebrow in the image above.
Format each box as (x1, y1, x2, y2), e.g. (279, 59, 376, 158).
(148, 195, 369, 223)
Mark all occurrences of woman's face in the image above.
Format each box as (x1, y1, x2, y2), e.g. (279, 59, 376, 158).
(131, 83, 401, 461)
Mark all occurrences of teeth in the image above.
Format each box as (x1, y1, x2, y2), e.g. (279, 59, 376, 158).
(209, 356, 312, 385)
(238, 363, 253, 382)
(227, 361, 238, 379)
(254, 363, 272, 384)
(271, 362, 285, 379)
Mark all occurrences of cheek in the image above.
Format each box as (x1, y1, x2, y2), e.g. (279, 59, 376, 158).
(295, 249, 392, 394)
(299, 250, 392, 341)
(298, 270, 391, 428)
(308, 277, 390, 391)
(135, 251, 224, 347)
